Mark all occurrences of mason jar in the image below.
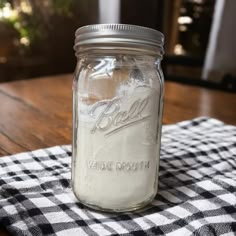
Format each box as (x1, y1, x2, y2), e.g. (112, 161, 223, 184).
(72, 24, 164, 212)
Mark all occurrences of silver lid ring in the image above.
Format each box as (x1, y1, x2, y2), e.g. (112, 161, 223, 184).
(74, 24, 164, 52)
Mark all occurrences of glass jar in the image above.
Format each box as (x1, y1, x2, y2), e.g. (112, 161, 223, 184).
(72, 24, 164, 212)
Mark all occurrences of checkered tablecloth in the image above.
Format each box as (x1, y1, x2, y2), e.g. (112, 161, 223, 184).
(0, 117, 236, 236)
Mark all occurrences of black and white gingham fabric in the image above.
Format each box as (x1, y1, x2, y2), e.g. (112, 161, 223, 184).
(0, 117, 236, 236)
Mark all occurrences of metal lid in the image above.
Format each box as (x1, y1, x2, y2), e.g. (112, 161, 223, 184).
(74, 24, 164, 51)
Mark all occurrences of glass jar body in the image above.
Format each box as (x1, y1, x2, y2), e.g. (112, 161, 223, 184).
(72, 47, 164, 212)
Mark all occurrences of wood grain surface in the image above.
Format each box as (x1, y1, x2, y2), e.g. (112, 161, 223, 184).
(0, 73, 235, 157)
(0, 74, 236, 235)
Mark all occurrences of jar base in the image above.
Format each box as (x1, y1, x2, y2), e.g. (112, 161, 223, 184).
(75, 194, 156, 213)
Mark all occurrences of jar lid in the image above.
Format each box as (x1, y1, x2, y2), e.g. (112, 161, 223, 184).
(74, 24, 164, 51)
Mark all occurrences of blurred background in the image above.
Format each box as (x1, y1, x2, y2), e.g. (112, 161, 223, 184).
(0, 0, 235, 91)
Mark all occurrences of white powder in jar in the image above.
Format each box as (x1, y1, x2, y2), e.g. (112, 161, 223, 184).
(73, 85, 160, 211)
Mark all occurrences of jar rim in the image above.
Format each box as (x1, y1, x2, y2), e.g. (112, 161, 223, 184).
(74, 24, 164, 52)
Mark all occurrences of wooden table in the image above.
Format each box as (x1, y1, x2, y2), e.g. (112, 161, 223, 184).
(0, 74, 236, 235)
(0, 73, 236, 157)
